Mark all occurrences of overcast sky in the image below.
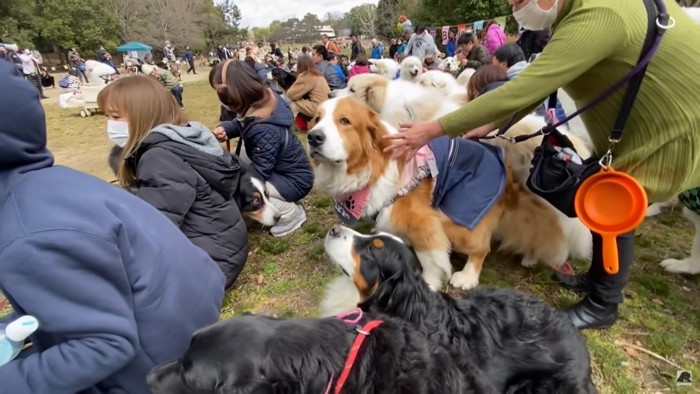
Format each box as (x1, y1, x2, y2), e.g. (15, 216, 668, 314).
(236, 0, 379, 28)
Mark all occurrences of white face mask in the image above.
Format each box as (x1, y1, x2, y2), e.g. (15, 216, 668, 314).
(107, 119, 129, 147)
(513, 0, 559, 31)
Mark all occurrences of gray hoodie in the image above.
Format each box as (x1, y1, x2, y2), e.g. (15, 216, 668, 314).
(150, 122, 224, 157)
(507, 61, 529, 80)
(403, 32, 438, 60)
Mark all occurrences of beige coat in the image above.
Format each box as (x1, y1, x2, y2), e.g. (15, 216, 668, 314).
(286, 72, 330, 117)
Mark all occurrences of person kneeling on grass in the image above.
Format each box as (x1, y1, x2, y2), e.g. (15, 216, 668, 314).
(141, 63, 184, 109)
(286, 55, 330, 132)
(98, 75, 248, 288)
(210, 60, 314, 237)
(0, 61, 224, 393)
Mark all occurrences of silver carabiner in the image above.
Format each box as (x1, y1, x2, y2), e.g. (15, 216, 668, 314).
(598, 149, 613, 169)
(657, 15, 676, 30)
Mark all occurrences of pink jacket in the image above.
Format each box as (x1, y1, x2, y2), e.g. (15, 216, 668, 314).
(348, 64, 370, 79)
(484, 24, 507, 55)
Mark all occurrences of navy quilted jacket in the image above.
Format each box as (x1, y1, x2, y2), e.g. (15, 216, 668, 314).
(220, 94, 313, 202)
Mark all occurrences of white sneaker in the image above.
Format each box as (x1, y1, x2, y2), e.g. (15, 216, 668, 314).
(270, 205, 306, 237)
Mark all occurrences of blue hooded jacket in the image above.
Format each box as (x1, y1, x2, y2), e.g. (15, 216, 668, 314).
(220, 93, 313, 202)
(0, 61, 224, 393)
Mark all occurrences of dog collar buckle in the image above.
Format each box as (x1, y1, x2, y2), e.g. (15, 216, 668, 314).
(354, 327, 370, 335)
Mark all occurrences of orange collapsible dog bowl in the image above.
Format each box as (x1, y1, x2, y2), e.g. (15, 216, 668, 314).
(574, 168, 648, 275)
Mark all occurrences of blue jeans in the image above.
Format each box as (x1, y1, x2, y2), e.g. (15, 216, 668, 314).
(170, 85, 184, 108)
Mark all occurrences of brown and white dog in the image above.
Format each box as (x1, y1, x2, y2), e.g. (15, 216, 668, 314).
(308, 97, 581, 291)
(333, 74, 593, 261)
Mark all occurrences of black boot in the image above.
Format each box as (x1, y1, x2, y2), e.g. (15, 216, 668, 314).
(564, 296, 618, 330)
(551, 272, 590, 293)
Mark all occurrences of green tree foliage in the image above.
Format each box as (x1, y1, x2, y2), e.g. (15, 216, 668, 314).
(416, 0, 511, 26)
(201, 0, 246, 47)
(1, 0, 244, 55)
(375, 0, 400, 39)
(37, 0, 121, 51)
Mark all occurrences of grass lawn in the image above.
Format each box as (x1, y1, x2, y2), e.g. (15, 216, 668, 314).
(2, 75, 700, 393)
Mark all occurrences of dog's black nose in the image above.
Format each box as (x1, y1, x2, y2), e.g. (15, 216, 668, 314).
(308, 129, 326, 147)
(328, 225, 342, 238)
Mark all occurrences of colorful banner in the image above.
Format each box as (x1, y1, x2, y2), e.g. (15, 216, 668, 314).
(441, 26, 450, 45)
(432, 15, 513, 41)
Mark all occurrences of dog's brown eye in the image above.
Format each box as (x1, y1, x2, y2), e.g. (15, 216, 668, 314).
(252, 197, 260, 205)
(340, 117, 350, 125)
(349, 87, 356, 93)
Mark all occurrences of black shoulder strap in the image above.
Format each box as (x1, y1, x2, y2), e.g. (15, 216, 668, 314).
(610, 0, 660, 141)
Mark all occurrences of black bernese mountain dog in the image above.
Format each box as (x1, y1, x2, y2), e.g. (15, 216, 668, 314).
(325, 225, 598, 394)
(147, 313, 469, 393)
(270, 67, 297, 91)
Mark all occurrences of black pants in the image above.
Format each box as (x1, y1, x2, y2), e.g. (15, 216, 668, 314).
(187, 61, 195, 74)
(587, 230, 635, 304)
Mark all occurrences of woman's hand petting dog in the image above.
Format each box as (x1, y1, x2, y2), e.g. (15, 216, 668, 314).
(383, 120, 444, 160)
(213, 126, 228, 142)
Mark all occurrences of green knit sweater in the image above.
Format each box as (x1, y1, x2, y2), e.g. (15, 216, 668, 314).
(439, 0, 700, 202)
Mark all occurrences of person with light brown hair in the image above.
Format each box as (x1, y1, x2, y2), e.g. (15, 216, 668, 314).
(466, 64, 509, 102)
(97, 75, 248, 287)
(286, 55, 330, 131)
(209, 60, 313, 237)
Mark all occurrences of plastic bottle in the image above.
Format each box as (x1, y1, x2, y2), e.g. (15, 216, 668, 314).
(0, 315, 39, 366)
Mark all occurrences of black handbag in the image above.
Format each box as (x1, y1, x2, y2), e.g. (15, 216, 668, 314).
(496, 0, 672, 217)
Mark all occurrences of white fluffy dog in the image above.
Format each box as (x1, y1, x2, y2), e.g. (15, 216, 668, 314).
(84, 60, 116, 84)
(369, 58, 400, 80)
(416, 70, 468, 104)
(437, 56, 460, 73)
(400, 56, 424, 81)
(646, 195, 700, 275)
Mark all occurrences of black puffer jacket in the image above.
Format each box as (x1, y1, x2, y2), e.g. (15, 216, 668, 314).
(126, 122, 248, 288)
(219, 93, 313, 202)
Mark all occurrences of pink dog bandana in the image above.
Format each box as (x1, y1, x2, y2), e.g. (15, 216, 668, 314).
(333, 146, 437, 225)
(333, 187, 371, 225)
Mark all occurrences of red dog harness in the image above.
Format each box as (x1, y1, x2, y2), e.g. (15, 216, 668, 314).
(323, 309, 384, 394)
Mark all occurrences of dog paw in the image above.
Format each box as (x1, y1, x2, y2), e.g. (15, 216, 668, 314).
(645, 204, 663, 217)
(520, 256, 538, 268)
(450, 269, 479, 290)
(660, 258, 700, 275)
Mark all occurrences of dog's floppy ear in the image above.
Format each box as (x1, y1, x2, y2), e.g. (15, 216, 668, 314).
(363, 83, 386, 114)
(358, 240, 421, 312)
